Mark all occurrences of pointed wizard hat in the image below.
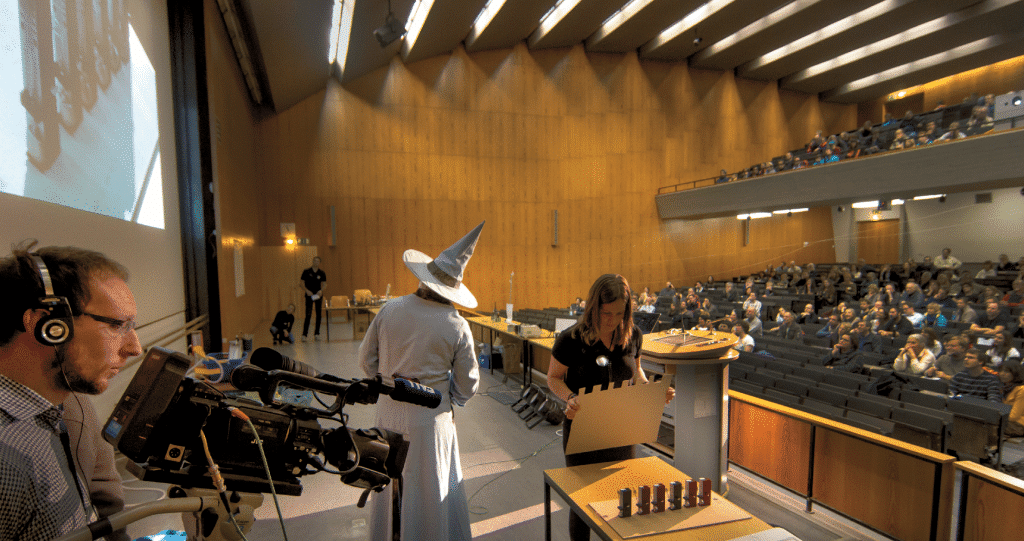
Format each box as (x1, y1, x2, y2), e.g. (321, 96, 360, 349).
(403, 221, 485, 308)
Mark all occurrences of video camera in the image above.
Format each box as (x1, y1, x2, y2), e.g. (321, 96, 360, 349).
(102, 346, 441, 501)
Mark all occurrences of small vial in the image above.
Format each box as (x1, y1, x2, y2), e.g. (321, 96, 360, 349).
(652, 483, 666, 513)
(698, 478, 712, 506)
(617, 488, 632, 518)
(684, 479, 697, 508)
(636, 485, 651, 515)
(668, 481, 683, 510)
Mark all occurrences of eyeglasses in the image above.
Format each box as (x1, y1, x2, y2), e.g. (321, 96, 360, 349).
(80, 312, 138, 335)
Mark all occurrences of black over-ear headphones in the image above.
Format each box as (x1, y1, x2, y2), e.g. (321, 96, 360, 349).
(30, 254, 75, 345)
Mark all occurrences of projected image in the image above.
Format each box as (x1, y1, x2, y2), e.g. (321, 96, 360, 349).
(0, 0, 164, 228)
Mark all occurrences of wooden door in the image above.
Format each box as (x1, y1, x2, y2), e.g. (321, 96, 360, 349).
(857, 219, 900, 264)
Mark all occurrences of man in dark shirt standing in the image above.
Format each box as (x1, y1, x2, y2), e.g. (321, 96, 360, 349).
(300, 256, 327, 341)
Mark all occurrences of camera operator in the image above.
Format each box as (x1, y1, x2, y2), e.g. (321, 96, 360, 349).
(0, 243, 142, 541)
(359, 223, 484, 541)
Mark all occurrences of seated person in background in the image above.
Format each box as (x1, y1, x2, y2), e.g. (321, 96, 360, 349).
(1015, 313, 1024, 340)
(723, 281, 739, 303)
(693, 311, 713, 331)
(949, 350, 1002, 402)
(742, 291, 762, 317)
(924, 286, 956, 310)
(658, 282, 676, 299)
(716, 169, 730, 184)
(901, 281, 926, 310)
(770, 310, 805, 340)
(893, 333, 936, 376)
(881, 282, 899, 307)
(719, 309, 740, 332)
(998, 360, 1024, 437)
(971, 301, 1010, 338)
(700, 297, 716, 316)
(638, 297, 657, 313)
(1002, 279, 1024, 307)
(926, 336, 969, 380)
(975, 261, 998, 280)
(816, 313, 841, 339)
(851, 320, 880, 353)
(821, 334, 863, 373)
(732, 321, 755, 353)
(864, 300, 887, 331)
(957, 281, 981, 303)
(921, 302, 947, 329)
(986, 330, 1021, 368)
(798, 303, 818, 325)
(879, 306, 914, 337)
(888, 128, 909, 150)
(921, 327, 943, 358)
(270, 303, 296, 344)
(815, 278, 837, 309)
(951, 297, 979, 325)
(936, 121, 966, 141)
(934, 247, 962, 270)
(997, 253, 1016, 272)
(638, 287, 653, 306)
(570, 297, 584, 316)
(693, 282, 705, 295)
(762, 281, 775, 297)
(743, 306, 763, 337)
(839, 307, 860, 327)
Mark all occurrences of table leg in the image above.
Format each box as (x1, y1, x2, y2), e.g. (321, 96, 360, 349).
(544, 480, 551, 541)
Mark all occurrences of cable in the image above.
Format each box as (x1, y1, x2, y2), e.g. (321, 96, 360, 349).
(228, 407, 290, 541)
(465, 436, 561, 515)
(198, 429, 250, 541)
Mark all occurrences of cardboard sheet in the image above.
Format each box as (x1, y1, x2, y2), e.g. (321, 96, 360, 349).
(565, 378, 670, 455)
(589, 494, 752, 539)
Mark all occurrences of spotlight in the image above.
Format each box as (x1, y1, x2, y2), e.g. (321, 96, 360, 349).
(1013, 95, 1022, 106)
(837, 206, 844, 212)
(693, 37, 702, 46)
(374, 12, 405, 47)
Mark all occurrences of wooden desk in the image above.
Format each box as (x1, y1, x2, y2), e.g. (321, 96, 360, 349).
(543, 456, 771, 541)
(466, 317, 556, 387)
(324, 305, 379, 341)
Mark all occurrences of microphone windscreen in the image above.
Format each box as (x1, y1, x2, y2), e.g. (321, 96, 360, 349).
(249, 347, 285, 372)
(230, 364, 270, 392)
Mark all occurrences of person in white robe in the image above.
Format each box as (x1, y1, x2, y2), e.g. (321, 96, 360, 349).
(359, 222, 484, 541)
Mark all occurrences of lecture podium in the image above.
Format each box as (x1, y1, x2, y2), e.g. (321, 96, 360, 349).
(640, 330, 740, 494)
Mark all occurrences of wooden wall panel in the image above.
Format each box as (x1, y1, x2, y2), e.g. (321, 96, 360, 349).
(234, 42, 859, 322)
(813, 429, 937, 541)
(728, 400, 812, 495)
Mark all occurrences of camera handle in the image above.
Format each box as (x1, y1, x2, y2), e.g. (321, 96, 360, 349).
(52, 487, 264, 541)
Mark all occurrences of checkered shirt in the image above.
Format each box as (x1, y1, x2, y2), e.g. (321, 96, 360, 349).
(0, 374, 91, 540)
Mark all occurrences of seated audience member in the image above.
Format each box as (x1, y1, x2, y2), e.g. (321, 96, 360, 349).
(638, 297, 656, 313)
(893, 334, 936, 376)
(762, 281, 775, 297)
(732, 321, 755, 353)
(934, 248, 962, 270)
(921, 327, 943, 358)
(806, 130, 825, 152)
(716, 169, 730, 184)
(569, 297, 584, 316)
(770, 311, 805, 340)
(851, 320, 879, 353)
(821, 334, 863, 372)
(976, 261, 998, 279)
(889, 128, 908, 150)
(694, 311, 713, 331)
(879, 306, 914, 337)
(797, 303, 818, 325)
(816, 278, 837, 309)
(700, 297, 716, 316)
(936, 121, 966, 141)
(986, 330, 1021, 367)
(693, 282, 705, 295)
(921, 302, 947, 329)
(925, 286, 956, 310)
(270, 303, 296, 344)
(1015, 314, 1024, 340)
(927, 336, 969, 380)
(742, 291, 762, 317)
(999, 360, 1024, 437)
(638, 287, 653, 306)
(950, 297, 979, 325)
(743, 307, 763, 337)
(1002, 279, 1024, 307)
(839, 307, 860, 327)
(816, 314, 841, 339)
(864, 300, 887, 331)
(658, 282, 676, 299)
(723, 281, 739, 303)
(901, 282, 926, 309)
(718, 309, 740, 332)
(997, 254, 1016, 272)
(971, 301, 1011, 337)
(881, 282, 899, 307)
(949, 350, 1002, 402)
(957, 281, 981, 303)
